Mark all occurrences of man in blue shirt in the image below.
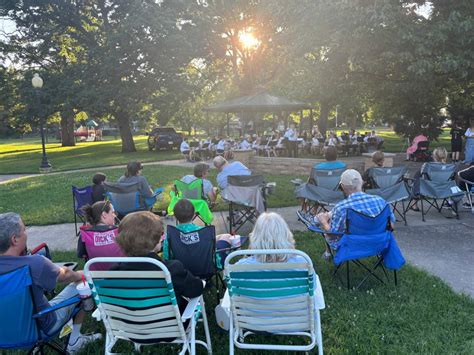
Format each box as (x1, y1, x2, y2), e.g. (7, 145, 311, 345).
(213, 156, 251, 189)
(313, 146, 346, 170)
(0, 213, 101, 353)
(316, 169, 394, 258)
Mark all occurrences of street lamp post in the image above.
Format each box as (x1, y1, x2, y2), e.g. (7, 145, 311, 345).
(32, 73, 52, 173)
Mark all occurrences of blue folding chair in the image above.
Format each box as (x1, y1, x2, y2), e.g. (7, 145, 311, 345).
(72, 185, 93, 236)
(0, 265, 81, 354)
(309, 206, 405, 289)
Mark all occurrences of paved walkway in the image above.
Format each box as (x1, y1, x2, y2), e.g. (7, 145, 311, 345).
(26, 205, 474, 298)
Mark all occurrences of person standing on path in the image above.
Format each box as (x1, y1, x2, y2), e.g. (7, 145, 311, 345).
(464, 119, 474, 164)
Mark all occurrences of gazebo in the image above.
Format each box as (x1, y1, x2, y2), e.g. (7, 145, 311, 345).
(203, 90, 314, 135)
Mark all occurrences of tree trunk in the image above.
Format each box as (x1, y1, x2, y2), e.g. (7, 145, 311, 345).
(319, 101, 330, 137)
(116, 110, 136, 152)
(60, 109, 76, 146)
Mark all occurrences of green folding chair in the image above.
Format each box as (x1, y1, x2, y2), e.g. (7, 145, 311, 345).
(167, 179, 214, 224)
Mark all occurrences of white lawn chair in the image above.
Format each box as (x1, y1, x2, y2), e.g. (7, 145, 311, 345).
(84, 257, 212, 355)
(224, 249, 324, 354)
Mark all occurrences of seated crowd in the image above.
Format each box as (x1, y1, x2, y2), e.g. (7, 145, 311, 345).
(177, 126, 384, 161)
(2, 141, 473, 352)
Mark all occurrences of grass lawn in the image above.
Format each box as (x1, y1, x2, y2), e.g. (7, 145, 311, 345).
(0, 165, 304, 225)
(0, 129, 453, 174)
(0, 136, 181, 174)
(28, 233, 474, 354)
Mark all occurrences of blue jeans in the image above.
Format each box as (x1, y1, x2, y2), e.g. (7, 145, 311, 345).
(465, 138, 474, 163)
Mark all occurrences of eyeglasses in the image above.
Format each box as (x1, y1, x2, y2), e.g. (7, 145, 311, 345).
(100, 201, 111, 215)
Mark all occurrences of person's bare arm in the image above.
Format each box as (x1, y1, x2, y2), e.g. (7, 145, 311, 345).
(57, 267, 83, 284)
(316, 212, 331, 232)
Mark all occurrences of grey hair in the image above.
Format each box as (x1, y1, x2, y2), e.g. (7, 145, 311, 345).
(213, 155, 227, 169)
(343, 180, 363, 194)
(0, 213, 22, 253)
(249, 212, 295, 263)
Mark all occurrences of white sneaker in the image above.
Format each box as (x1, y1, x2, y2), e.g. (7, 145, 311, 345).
(67, 333, 102, 354)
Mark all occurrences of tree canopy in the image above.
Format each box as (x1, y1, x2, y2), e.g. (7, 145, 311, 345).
(1, 0, 473, 145)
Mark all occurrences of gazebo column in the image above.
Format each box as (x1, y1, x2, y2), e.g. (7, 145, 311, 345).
(226, 113, 230, 136)
(309, 109, 313, 132)
(300, 110, 304, 131)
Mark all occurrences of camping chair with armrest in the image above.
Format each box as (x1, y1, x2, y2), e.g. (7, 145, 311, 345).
(166, 225, 224, 302)
(413, 163, 464, 221)
(104, 181, 164, 219)
(308, 205, 405, 290)
(0, 266, 81, 354)
(84, 257, 212, 355)
(224, 249, 324, 355)
(295, 167, 345, 226)
(167, 178, 214, 225)
(72, 185, 94, 237)
(222, 175, 267, 234)
(365, 166, 411, 225)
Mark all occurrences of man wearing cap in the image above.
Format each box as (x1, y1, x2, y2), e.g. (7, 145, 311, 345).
(316, 169, 394, 258)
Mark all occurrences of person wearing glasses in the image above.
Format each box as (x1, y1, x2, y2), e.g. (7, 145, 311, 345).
(76, 201, 123, 268)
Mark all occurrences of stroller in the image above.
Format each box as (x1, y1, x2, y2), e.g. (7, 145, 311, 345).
(410, 141, 430, 162)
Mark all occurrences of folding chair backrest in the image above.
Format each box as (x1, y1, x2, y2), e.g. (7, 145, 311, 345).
(85, 257, 186, 344)
(72, 185, 93, 216)
(422, 163, 455, 182)
(346, 205, 391, 235)
(369, 166, 407, 189)
(174, 179, 204, 200)
(104, 181, 143, 215)
(225, 249, 315, 335)
(310, 167, 345, 190)
(225, 175, 266, 212)
(80, 228, 124, 270)
(166, 225, 216, 279)
(0, 266, 38, 349)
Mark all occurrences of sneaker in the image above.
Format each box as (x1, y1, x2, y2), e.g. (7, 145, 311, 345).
(296, 210, 313, 227)
(67, 333, 102, 354)
(462, 202, 472, 209)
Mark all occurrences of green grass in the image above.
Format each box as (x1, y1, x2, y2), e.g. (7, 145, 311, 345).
(27, 233, 474, 354)
(0, 136, 181, 174)
(0, 165, 304, 225)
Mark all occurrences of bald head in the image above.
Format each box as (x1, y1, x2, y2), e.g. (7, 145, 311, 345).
(213, 156, 227, 171)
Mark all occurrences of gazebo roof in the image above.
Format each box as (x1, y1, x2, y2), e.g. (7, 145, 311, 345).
(203, 91, 313, 113)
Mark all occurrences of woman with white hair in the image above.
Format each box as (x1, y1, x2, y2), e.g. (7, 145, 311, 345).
(233, 212, 325, 310)
(236, 212, 297, 264)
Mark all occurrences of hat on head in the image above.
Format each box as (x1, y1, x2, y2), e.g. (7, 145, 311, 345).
(340, 169, 362, 187)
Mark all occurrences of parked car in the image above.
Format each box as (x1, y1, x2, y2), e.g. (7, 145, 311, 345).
(147, 127, 183, 151)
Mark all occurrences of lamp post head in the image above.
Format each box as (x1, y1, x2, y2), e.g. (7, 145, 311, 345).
(31, 73, 43, 89)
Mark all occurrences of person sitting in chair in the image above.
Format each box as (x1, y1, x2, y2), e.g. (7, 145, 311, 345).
(316, 169, 394, 259)
(180, 137, 194, 162)
(76, 201, 123, 265)
(213, 155, 251, 190)
(313, 146, 346, 170)
(114, 211, 204, 313)
(0, 213, 102, 353)
(181, 163, 218, 203)
(362, 151, 385, 188)
(91, 172, 107, 203)
(165, 199, 234, 265)
(234, 212, 325, 309)
(118, 161, 155, 206)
